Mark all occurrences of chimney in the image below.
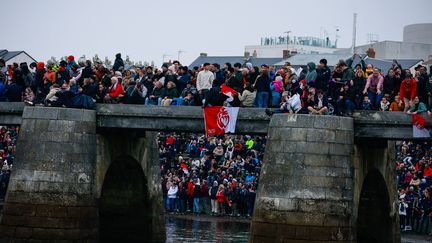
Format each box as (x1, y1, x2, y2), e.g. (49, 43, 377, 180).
(366, 48, 376, 58)
(200, 53, 207, 57)
(244, 51, 250, 60)
(283, 50, 290, 59)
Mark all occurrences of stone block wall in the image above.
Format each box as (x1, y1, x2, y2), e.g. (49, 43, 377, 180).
(0, 107, 98, 242)
(250, 114, 355, 243)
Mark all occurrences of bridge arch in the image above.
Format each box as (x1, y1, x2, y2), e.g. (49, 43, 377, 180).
(356, 169, 393, 243)
(99, 155, 151, 242)
(96, 131, 165, 242)
(353, 141, 400, 243)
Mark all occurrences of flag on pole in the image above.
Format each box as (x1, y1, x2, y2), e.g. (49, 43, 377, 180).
(203, 106, 239, 137)
(412, 114, 430, 138)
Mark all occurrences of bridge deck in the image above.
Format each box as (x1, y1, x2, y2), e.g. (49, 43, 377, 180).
(0, 102, 430, 139)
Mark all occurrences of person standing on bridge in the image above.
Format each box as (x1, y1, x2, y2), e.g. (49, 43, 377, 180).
(400, 73, 417, 112)
(196, 63, 214, 103)
(362, 68, 384, 110)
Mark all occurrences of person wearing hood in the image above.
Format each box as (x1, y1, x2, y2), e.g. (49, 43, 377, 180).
(113, 53, 124, 72)
(270, 76, 283, 107)
(305, 62, 317, 86)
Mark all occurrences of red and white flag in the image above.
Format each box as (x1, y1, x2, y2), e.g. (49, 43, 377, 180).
(412, 114, 430, 138)
(203, 106, 239, 137)
(221, 84, 237, 102)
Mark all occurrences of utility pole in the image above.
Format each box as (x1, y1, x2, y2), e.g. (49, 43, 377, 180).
(352, 13, 357, 55)
(284, 31, 292, 52)
(162, 54, 171, 64)
(177, 50, 184, 62)
(284, 31, 292, 59)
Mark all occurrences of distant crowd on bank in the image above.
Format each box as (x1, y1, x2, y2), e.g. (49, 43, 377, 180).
(1, 53, 431, 116)
(397, 141, 432, 235)
(159, 133, 265, 217)
(0, 126, 17, 202)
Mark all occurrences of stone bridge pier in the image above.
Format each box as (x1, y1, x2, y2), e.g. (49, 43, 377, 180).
(0, 107, 165, 242)
(250, 114, 400, 243)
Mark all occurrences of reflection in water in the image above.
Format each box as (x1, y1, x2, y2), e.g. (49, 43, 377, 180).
(165, 217, 250, 243)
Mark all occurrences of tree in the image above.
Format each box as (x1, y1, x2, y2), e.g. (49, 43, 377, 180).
(92, 54, 101, 64)
(125, 55, 133, 66)
(104, 56, 112, 66)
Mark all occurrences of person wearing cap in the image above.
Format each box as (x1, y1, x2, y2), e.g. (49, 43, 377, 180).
(66, 55, 76, 71)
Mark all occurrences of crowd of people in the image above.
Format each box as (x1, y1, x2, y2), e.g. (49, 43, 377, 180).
(397, 141, 432, 235)
(0, 126, 17, 202)
(0, 53, 431, 116)
(159, 133, 265, 217)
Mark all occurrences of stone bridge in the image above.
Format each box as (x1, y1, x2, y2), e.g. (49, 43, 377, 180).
(0, 103, 428, 242)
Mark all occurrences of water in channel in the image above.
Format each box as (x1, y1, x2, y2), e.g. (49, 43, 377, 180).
(165, 216, 250, 243)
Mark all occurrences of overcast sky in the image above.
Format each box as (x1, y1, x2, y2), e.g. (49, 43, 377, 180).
(2, 0, 431, 66)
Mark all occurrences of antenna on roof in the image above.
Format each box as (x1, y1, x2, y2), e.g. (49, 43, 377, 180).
(334, 26, 341, 48)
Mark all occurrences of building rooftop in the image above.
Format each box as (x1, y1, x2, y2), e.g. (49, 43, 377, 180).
(0, 49, 36, 63)
(188, 55, 283, 68)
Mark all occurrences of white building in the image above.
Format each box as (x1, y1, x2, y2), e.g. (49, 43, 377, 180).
(246, 24, 432, 61)
(245, 36, 341, 58)
(0, 49, 36, 66)
(335, 23, 432, 61)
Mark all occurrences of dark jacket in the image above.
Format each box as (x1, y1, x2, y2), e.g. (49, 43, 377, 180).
(5, 83, 23, 102)
(316, 66, 331, 92)
(113, 55, 124, 71)
(150, 87, 166, 99)
(210, 186, 218, 199)
(193, 184, 201, 198)
(165, 87, 179, 99)
(204, 86, 228, 107)
(254, 75, 271, 92)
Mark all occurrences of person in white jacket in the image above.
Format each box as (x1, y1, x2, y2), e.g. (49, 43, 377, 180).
(196, 63, 214, 102)
(167, 184, 178, 212)
(399, 197, 408, 231)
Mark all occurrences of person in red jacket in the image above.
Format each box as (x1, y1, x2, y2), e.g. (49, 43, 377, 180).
(187, 179, 195, 212)
(216, 184, 226, 215)
(399, 73, 417, 112)
(104, 77, 124, 103)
